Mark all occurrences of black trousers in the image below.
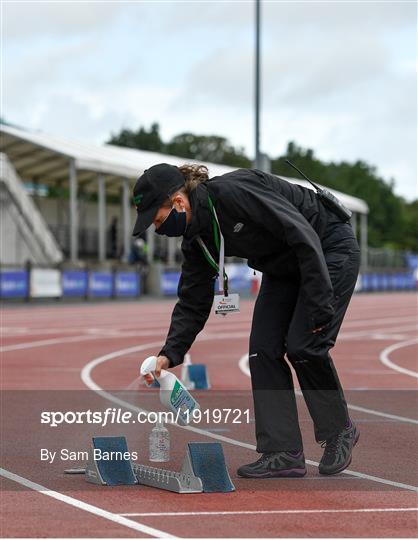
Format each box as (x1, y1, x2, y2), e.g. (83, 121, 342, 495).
(249, 221, 361, 452)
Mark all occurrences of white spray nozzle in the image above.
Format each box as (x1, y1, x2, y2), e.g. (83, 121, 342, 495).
(140, 355, 158, 376)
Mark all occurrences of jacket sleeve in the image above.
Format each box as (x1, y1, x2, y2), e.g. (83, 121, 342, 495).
(158, 239, 217, 367)
(226, 184, 335, 330)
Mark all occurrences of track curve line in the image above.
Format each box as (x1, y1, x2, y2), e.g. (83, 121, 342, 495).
(238, 353, 418, 425)
(81, 340, 418, 493)
(380, 338, 418, 379)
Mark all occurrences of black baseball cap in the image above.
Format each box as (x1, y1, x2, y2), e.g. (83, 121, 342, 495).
(132, 163, 185, 236)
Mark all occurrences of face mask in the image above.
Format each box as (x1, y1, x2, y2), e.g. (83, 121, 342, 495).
(155, 207, 187, 237)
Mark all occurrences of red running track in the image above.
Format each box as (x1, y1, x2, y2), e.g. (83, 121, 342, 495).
(1, 292, 417, 538)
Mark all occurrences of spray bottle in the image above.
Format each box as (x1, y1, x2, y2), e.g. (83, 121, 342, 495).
(149, 420, 170, 462)
(140, 356, 200, 426)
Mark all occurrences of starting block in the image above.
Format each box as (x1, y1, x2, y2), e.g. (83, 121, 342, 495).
(181, 353, 210, 390)
(134, 442, 235, 493)
(184, 442, 235, 493)
(65, 438, 234, 493)
(67, 436, 138, 486)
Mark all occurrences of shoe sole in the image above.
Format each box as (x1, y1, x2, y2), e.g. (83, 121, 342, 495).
(237, 467, 307, 479)
(319, 429, 360, 476)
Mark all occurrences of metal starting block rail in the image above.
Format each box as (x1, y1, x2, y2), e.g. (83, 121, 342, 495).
(133, 463, 203, 493)
(64, 437, 235, 494)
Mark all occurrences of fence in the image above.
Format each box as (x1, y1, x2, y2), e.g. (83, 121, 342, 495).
(1, 263, 416, 301)
(0, 267, 141, 300)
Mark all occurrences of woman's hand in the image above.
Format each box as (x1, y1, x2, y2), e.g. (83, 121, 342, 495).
(143, 355, 170, 385)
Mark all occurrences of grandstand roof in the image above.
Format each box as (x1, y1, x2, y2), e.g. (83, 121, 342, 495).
(0, 124, 368, 213)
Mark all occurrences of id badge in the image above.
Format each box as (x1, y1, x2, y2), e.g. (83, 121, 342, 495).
(214, 293, 240, 315)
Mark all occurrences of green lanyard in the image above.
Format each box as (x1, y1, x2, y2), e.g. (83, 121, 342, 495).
(197, 196, 229, 295)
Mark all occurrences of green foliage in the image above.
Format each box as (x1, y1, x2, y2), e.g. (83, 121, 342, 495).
(108, 123, 163, 152)
(107, 127, 417, 251)
(271, 142, 413, 248)
(107, 124, 251, 167)
(164, 133, 251, 168)
(401, 200, 418, 251)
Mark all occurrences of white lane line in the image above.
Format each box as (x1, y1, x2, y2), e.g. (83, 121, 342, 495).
(120, 508, 418, 517)
(2, 317, 416, 351)
(239, 353, 418, 425)
(0, 335, 100, 352)
(6, 324, 416, 353)
(338, 324, 418, 339)
(0, 331, 167, 352)
(342, 316, 417, 328)
(0, 468, 177, 539)
(339, 369, 395, 374)
(81, 342, 418, 493)
(380, 338, 418, 379)
(368, 334, 410, 341)
(0, 327, 29, 335)
(0, 327, 250, 353)
(1, 327, 136, 338)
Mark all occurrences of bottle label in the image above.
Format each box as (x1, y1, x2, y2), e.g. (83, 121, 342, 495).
(170, 380, 196, 423)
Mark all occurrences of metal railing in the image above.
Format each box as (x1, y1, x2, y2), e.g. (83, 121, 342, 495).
(0, 153, 63, 264)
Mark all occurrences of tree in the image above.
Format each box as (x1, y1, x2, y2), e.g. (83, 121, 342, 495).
(164, 133, 251, 168)
(107, 123, 164, 152)
(107, 126, 417, 251)
(401, 200, 418, 251)
(271, 142, 410, 249)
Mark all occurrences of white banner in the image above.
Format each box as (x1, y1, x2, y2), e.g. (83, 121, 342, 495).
(30, 269, 62, 298)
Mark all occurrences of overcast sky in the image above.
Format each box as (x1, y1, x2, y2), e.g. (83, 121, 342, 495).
(3, 0, 417, 200)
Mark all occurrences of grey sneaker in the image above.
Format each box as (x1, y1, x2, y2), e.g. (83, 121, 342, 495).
(319, 420, 360, 475)
(237, 450, 307, 478)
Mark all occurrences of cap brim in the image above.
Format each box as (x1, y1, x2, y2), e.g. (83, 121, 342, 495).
(132, 205, 159, 236)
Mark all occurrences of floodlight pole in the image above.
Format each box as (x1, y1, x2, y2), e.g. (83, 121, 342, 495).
(254, 0, 261, 169)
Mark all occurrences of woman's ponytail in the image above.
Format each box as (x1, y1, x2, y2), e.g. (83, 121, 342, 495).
(178, 164, 209, 194)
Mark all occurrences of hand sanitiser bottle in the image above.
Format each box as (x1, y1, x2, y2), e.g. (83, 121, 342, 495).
(149, 421, 170, 462)
(140, 356, 200, 426)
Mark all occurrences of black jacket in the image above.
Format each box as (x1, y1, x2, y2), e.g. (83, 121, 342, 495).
(159, 168, 338, 367)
